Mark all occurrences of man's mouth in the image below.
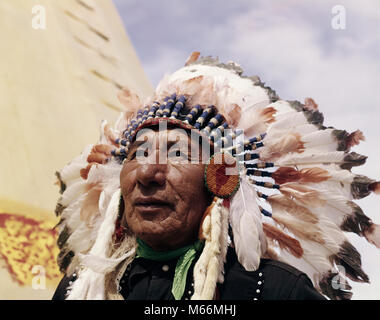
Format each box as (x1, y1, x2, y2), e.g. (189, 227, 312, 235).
(134, 197, 172, 212)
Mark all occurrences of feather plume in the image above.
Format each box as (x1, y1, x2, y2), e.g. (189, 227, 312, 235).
(179, 75, 204, 97)
(80, 163, 95, 180)
(87, 144, 113, 164)
(346, 130, 365, 149)
(185, 51, 200, 66)
(80, 185, 103, 225)
(67, 189, 122, 300)
(331, 241, 369, 283)
(269, 111, 307, 132)
(363, 224, 380, 248)
(271, 209, 325, 244)
(279, 183, 325, 207)
(304, 97, 318, 111)
(302, 129, 343, 152)
(270, 188, 369, 285)
(306, 192, 374, 241)
(319, 271, 352, 300)
(192, 76, 218, 107)
(103, 123, 119, 146)
(275, 151, 366, 170)
(229, 176, 265, 271)
(260, 132, 304, 161)
(117, 88, 142, 113)
(369, 181, 380, 194)
(267, 194, 319, 224)
(271, 167, 330, 184)
(260, 106, 277, 124)
(60, 180, 87, 207)
(60, 145, 93, 187)
(262, 223, 303, 258)
(223, 103, 241, 127)
(238, 106, 276, 137)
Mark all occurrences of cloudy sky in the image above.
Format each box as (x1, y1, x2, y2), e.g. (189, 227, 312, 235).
(113, 0, 380, 299)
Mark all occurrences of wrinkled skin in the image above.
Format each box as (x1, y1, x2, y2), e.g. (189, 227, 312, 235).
(120, 128, 212, 251)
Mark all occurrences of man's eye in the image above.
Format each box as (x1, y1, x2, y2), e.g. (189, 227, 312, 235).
(168, 150, 188, 159)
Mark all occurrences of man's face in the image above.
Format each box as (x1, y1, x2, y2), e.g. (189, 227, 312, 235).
(120, 127, 212, 251)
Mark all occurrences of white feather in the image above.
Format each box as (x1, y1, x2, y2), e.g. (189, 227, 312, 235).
(276, 151, 345, 167)
(60, 144, 93, 186)
(67, 189, 122, 300)
(229, 175, 265, 271)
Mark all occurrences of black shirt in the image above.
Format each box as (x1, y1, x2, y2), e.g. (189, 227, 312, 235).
(52, 247, 325, 300)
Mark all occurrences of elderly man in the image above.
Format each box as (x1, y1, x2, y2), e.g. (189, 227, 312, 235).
(52, 54, 380, 300)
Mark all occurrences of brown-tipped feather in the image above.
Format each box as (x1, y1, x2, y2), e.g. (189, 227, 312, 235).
(280, 183, 325, 207)
(117, 88, 141, 112)
(341, 152, 367, 170)
(260, 106, 276, 124)
(268, 194, 319, 224)
(330, 241, 369, 283)
(351, 175, 378, 199)
(346, 130, 365, 148)
(304, 97, 319, 111)
(364, 223, 380, 248)
(271, 167, 302, 184)
(93, 144, 113, 155)
(298, 167, 331, 182)
(341, 202, 373, 236)
(224, 103, 242, 127)
(263, 223, 303, 258)
(87, 152, 108, 164)
(261, 133, 305, 161)
(80, 163, 95, 180)
(272, 167, 330, 184)
(186, 76, 217, 107)
(271, 213, 325, 244)
(180, 75, 204, 98)
(369, 181, 380, 194)
(185, 51, 200, 66)
(87, 144, 113, 164)
(319, 271, 352, 300)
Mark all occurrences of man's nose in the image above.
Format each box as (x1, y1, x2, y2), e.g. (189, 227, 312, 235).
(136, 163, 167, 188)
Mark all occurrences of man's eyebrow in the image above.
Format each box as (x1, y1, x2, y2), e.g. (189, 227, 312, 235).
(127, 140, 149, 154)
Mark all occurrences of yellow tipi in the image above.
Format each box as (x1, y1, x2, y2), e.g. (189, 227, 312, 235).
(0, 0, 152, 299)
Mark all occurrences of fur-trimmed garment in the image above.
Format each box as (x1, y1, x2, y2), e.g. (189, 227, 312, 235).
(52, 246, 325, 300)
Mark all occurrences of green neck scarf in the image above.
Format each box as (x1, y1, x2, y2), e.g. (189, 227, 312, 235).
(136, 238, 204, 300)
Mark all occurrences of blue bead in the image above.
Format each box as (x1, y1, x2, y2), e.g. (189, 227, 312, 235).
(260, 208, 272, 217)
